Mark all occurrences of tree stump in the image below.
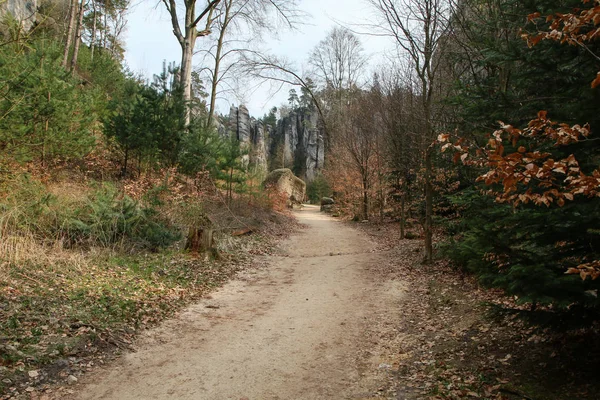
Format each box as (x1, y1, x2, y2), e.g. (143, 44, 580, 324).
(185, 227, 214, 253)
(185, 213, 217, 257)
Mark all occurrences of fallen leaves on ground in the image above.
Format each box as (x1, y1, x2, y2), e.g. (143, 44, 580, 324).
(353, 220, 600, 400)
(0, 211, 300, 399)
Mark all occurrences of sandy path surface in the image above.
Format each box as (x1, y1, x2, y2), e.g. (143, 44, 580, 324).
(71, 205, 406, 400)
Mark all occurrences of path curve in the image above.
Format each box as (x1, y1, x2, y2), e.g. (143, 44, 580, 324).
(71, 205, 405, 400)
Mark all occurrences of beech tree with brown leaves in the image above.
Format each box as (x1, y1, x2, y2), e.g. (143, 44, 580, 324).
(437, 0, 600, 307)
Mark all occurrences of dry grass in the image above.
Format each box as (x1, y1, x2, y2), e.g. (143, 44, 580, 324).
(0, 230, 91, 295)
(46, 181, 89, 204)
(0, 234, 38, 265)
(0, 179, 88, 269)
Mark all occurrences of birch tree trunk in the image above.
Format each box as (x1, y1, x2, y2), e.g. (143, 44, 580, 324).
(70, 0, 85, 74)
(62, 0, 78, 69)
(163, 0, 220, 124)
(102, 11, 107, 48)
(90, 1, 97, 61)
(206, 0, 232, 128)
(180, 27, 198, 113)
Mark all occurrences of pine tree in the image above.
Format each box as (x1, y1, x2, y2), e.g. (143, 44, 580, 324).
(288, 88, 299, 110)
(441, 0, 600, 308)
(0, 38, 97, 165)
(216, 136, 248, 204)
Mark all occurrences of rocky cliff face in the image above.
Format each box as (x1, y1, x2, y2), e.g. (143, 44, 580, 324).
(227, 105, 269, 175)
(271, 110, 324, 182)
(0, 0, 37, 31)
(225, 105, 324, 182)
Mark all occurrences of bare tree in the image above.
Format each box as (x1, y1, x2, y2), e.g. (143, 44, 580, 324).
(69, 0, 85, 74)
(195, 0, 301, 128)
(89, 0, 98, 61)
(336, 88, 383, 220)
(310, 26, 368, 91)
(376, 62, 423, 238)
(107, 2, 128, 59)
(241, 51, 328, 134)
(61, 0, 130, 69)
(161, 0, 222, 122)
(368, 0, 450, 262)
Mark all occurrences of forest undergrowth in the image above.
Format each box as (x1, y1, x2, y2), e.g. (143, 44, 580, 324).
(0, 163, 299, 399)
(355, 221, 600, 400)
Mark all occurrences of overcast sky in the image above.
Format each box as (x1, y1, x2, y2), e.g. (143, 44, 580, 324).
(124, 0, 393, 117)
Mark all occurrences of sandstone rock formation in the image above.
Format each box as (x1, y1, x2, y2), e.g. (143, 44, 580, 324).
(228, 105, 268, 175)
(0, 0, 37, 32)
(263, 168, 306, 205)
(271, 110, 324, 182)
(225, 105, 324, 182)
(320, 197, 335, 213)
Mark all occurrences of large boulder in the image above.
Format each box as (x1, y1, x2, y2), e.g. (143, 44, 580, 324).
(320, 204, 335, 213)
(263, 168, 306, 205)
(320, 197, 335, 213)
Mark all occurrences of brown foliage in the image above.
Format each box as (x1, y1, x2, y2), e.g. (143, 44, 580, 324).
(525, 0, 600, 89)
(438, 113, 600, 280)
(440, 112, 599, 207)
(439, 0, 600, 280)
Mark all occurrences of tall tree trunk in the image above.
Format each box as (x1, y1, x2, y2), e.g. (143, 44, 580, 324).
(207, 0, 232, 128)
(424, 146, 433, 262)
(103, 10, 107, 48)
(122, 145, 129, 178)
(163, 0, 220, 125)
(180, 30, 196, 124)
(363, 176, 369, 220)
(228, 166, 233, 204)
(42, 91, 50, 167)
(379, 185, 384, 222)
(422, 59, 434, 263)
(70, 0, 85, 75)
(90, 1, 97, 61)
(62, 0, 78, 69)
(424, 84, 434, 262)
(400, 192, 405, 239)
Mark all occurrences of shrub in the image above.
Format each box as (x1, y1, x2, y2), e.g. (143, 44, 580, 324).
(0, 176, 179, 255)
(65, 183, 179, 250)
(440, 188, 600, 309)
(306, 173, 331, 204)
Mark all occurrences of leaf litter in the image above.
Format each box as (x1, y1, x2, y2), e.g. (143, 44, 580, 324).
(352, 220, 600, 400)
(0, 210, 300, 399)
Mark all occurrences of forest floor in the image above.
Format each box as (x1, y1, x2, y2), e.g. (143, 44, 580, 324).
(353, 221, 600, 400)
(3, 205, 600, 399)
(0, 201, 299, 399)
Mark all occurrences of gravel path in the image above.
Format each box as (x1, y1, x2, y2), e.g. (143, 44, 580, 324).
(71, 205, 406, 400)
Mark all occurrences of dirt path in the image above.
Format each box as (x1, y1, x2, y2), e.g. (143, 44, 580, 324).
(70, 205, 406, 400)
